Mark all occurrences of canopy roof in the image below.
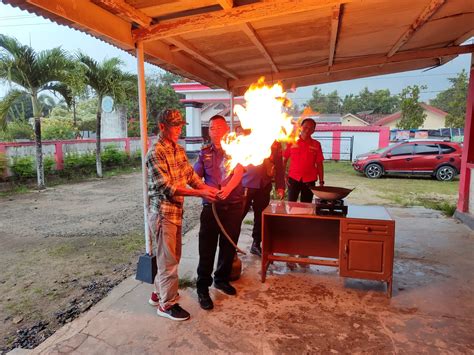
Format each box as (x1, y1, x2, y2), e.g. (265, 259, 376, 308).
(5, 0, 474, 93)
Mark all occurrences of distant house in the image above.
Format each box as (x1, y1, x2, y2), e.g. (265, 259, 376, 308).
(371, 103, 448, 129)
(341, 113, 369, 126)
(304, 113, 342, 125)
(341, 104, 448, 129)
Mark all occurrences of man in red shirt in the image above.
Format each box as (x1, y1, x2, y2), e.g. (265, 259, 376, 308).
(283, 118, 325, 202)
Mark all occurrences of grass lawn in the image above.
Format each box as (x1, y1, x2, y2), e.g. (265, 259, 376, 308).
(322, 161, 459, 216)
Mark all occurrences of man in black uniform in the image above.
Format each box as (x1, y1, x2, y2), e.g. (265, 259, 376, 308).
(194, 115, 244, 310)
(241, 141, 285, 256)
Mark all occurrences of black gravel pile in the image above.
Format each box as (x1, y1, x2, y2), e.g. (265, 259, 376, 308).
(3, 277, 122, 354)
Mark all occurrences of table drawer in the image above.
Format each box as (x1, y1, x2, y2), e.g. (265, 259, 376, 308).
(342, 220, 391, 236)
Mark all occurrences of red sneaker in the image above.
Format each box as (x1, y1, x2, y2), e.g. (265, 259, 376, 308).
(148, 292, 160, 307)
(149, 291, 179, 306)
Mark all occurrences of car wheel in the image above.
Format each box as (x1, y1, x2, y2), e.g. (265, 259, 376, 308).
(436, 166, 455, 181)
(365, 163, 383, 179)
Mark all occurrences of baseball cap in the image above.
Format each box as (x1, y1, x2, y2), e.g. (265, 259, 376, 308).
(158, 109, 187, 126)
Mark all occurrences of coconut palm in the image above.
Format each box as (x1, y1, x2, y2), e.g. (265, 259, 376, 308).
(77, 53, 135, 178)
(0, 34, 72, 189)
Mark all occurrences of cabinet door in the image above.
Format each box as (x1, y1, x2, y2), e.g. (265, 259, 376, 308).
(339, 229, 394, 281)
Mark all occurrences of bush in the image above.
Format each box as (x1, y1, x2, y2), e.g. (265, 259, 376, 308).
(102, 145, 128, 167)
(61, 152, 96, 177)
(0, 121, 34, 141)
(0, 153, 7, 177)
(42, 118, 76, 140)
(10, 156, 55, 180)
(11, 156, 35, 179)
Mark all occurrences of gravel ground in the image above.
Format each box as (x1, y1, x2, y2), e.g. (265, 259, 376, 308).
(0, 172, 201, 243)
(0, 172, 202, 353)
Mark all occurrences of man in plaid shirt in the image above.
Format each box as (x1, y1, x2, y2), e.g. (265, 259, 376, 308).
(146, 109, 217, 321)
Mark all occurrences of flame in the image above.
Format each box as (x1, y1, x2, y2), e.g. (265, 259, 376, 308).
(222, 77, 297, 171)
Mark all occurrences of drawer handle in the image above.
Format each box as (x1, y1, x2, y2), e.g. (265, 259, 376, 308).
(365, 226, 372, 232)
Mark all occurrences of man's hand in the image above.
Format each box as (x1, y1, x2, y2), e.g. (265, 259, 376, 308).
(277, 188, 285, 200)
(319, 180, 325, 187)
(198, 185, 218, 202)
(217, 185, 232, 200)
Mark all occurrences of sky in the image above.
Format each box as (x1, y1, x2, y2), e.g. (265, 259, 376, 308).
(0, 3, 472, 106)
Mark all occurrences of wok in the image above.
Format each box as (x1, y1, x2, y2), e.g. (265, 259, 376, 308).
(310, 186, 354, 201)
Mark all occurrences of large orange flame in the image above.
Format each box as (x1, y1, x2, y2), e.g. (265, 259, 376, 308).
(222, 77, 297, 171)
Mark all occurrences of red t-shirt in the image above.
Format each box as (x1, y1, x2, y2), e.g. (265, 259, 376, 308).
(284, 138, 324, 183)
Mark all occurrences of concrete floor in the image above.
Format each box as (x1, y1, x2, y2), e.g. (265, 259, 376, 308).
(11, 207, 474, 354)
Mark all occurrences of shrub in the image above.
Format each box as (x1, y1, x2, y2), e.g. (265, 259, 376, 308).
(0, 153, 7, 177)
(10, 156, 55, 180)
(102, 145, 128, 167)
(42, 118, 76, 140)
(61, 152, 96, 177)
(11, 156, 35, 179)
(44, 156, 55, 175)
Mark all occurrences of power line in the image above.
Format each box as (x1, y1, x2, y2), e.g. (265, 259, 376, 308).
(0, 23, 52, 27)
(0, 15, 36, 20)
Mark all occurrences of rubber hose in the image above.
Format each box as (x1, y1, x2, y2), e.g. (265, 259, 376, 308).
(211, 202, 247, 255)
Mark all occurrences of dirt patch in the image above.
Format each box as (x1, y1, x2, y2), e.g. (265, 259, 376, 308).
(0, 173, 202, 353)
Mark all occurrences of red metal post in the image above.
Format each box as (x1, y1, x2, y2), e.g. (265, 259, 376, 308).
(332, 131, 341, 160)
(55, 142, 64, 170)
(457, 54, 474, 213)
(125, 137, 131, 155)
(378, 127, 390, 148)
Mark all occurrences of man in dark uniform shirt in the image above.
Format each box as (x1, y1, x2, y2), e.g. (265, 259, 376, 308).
(242, 141, 285, 256)
(194, 115, 244, 310)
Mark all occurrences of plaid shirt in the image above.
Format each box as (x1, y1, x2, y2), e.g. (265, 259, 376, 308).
(146, 136, 203, 226)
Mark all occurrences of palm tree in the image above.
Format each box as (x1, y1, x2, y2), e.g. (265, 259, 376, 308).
(77, 53, 135, 178)
(0, 34, 71, 189)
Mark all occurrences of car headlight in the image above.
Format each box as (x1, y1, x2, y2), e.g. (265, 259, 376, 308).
(356, 156, 368, 161)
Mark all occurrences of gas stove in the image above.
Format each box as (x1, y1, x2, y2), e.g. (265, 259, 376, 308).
(314, 199, 348, 216)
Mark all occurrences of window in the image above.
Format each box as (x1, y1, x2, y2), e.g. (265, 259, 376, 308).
(389, 144, 413, 156)
(440, 144, 456, 154)
(414, 144, 439, 155)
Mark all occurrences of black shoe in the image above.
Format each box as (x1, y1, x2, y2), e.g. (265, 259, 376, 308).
(214, 281, 237, 295)
(156, 303, 190, 321)
(250, 241, 262, 257)
(197, 290, 214, 310)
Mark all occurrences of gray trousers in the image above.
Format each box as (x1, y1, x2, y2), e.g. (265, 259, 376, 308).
(149, 212, 181, 309)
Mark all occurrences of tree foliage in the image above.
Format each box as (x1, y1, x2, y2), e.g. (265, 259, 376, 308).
(42, 118, 77, 140)
(77, 52, 136, 177)
(397, 85, 427, 130)
(0, 34, 73, 188)
(0, 120, 34, 141)
(341, 87, 400, 114)
(49, 97, 98, 123)
(306, 88, 341, 114)
(126, 72, 184, 136)
(305, 86, 400, 115)
(5, 93, 55, 121)
(430, 70, 468, 128)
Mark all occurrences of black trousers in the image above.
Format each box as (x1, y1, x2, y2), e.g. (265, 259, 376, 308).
(242, 183, 272, 245)
(288, 177, 315, 203)
(196, 203, 242, 292)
